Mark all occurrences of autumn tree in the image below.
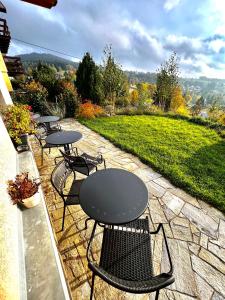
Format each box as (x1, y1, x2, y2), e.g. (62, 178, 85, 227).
(76, 52, 103, 104)
(170, 86, 187, 114)
(130, 89, 139, 105)
(102, 45, 128, 109)
(154, 52, 179, 111)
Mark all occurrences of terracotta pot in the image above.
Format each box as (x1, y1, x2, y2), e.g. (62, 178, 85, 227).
(21, 193, 40, 208)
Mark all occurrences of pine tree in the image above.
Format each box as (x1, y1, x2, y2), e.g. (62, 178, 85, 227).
(75, 52, 102, 104)
(154, 53, 179, 111)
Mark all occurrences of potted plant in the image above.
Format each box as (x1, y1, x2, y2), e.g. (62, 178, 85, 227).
(7, 173, 41, 208)
(0, 104, 34, 150)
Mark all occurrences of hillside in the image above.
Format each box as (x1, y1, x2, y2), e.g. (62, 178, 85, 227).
(17, 52, 225, 105)
(125, 71, 225, 106)
(19, 52, 79, 70)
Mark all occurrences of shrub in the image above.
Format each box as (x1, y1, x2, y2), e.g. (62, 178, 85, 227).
(0, 104, 34, 144)
(78, 101, 104, 119)
(24, 81, 48, 114)
(58, 89, 79, 118)
(8, 172, 40, 205)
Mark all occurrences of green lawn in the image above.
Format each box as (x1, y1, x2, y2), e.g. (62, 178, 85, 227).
(81, 115, 225, 212)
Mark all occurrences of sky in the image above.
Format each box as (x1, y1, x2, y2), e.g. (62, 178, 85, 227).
(3, 0, 225, 78)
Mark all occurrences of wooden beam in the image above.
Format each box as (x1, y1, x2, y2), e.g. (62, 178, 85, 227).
(0, 1, 6, 13)
(21, 0, 57, 9)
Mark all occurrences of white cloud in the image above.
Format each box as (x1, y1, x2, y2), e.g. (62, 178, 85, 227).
(208, 39, 225, 53)
(164, 0, 181, 11)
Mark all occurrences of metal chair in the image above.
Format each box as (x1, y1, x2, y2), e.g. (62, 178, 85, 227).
(38, 121, 62, 135)
(87, 217, 174, 300)
(35, 125, 61, 165)
(60, 149, 106, 176)
(51, 160, 85, 231)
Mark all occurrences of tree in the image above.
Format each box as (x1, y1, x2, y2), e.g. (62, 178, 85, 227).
(191, 96, 205, 116)
(170, 86, 187, 114)
(130, 89, 139, 106)
(102, 45, 128, 109)
(75, 52, 103, 104)
(32, 62, 57, 101)
(154, 52, 179, 111)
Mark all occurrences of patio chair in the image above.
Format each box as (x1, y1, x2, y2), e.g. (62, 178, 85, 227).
(59, 149, 106, 176)
(35, 125, 62, 165)
(87, 217, 174, 300)
(38, 121, 62, 135)
(51, 160, 87, 231)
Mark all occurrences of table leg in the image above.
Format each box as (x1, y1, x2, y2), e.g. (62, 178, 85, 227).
(64, 144, 70, 154)
(45, 122, 51, 132)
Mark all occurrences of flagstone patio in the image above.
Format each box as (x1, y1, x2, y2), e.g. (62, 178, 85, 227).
(31, 118, 225, 300)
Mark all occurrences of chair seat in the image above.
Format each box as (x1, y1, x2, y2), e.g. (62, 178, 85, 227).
(70, 164, 96, 176)
(65, 179, 84, 204)
(99, 218, 153, 281)
(81, 153, 102, 165)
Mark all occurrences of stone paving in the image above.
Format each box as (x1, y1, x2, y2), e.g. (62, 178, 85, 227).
(31, 118, 225, 300)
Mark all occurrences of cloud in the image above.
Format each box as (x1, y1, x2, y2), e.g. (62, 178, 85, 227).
(164, 0, 181, 11)
(164, 35, 203, 58)
(3, 0, 225, 79)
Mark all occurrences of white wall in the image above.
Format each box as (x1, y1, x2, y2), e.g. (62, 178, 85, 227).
(0, 116, 20, 300)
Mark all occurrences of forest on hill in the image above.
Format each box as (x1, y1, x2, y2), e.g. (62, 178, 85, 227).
(18, 52, 225, 106)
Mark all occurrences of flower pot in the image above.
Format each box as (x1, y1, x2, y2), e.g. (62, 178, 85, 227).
(21, 193, 40, 208)
(16, 134, 29, 152)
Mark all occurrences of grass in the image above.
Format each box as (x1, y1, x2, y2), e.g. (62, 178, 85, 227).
(80, 115, 225, 212)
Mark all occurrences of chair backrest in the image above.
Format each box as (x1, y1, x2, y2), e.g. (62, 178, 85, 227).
(51, 160, 72, 196)
(60, 150, 88, 168)
(35, 124, 47, 146)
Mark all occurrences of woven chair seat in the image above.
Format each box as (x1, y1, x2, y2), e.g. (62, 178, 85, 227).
(81, 153, 103, 165)
(87, 217, 174, 298)
(100, 225, 153, 281)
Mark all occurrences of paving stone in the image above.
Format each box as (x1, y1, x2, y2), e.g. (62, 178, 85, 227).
(211, 292, 225, 300)
(208, 242, 225, 263)
(165, 288, 196, 299)
(163, 223, 174, 239)
(146, 181, 166, 198)
(171, 188, 200, 208)
(163, 205, 177, 221)
(199, 200, 225, 222)
(218, 220, 225, 246)
(152, 230, 163, 275)
(200, 233, 209, 249)
(190, 223, 199, 235)
(149, 199, 167, 224)
(133, 168, 161, 183)
(194, 273, 214, 300)
(182, 203, 218, 238)
(162, 239, 197, 297)
(191, 254, 225, 297)
(170, 217, 192, 241)
(188, 242, 200, 255)
(199, 247, 225, 274)
(153, 177, 175, 190)
(162, 192, 184, 215)
(192, 234, 200, 245)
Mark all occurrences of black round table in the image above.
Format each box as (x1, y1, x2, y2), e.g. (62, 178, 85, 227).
(45, 130, 82, 153)
(36, 116, 60, 131)
(80, 168, 148, 225)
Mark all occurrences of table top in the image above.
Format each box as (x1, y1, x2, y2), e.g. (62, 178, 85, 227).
(80, 168, 148, 225)
(36, 116, 60, 123)
(45, 130, 82, 145)
(31, 113, 40, 120)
